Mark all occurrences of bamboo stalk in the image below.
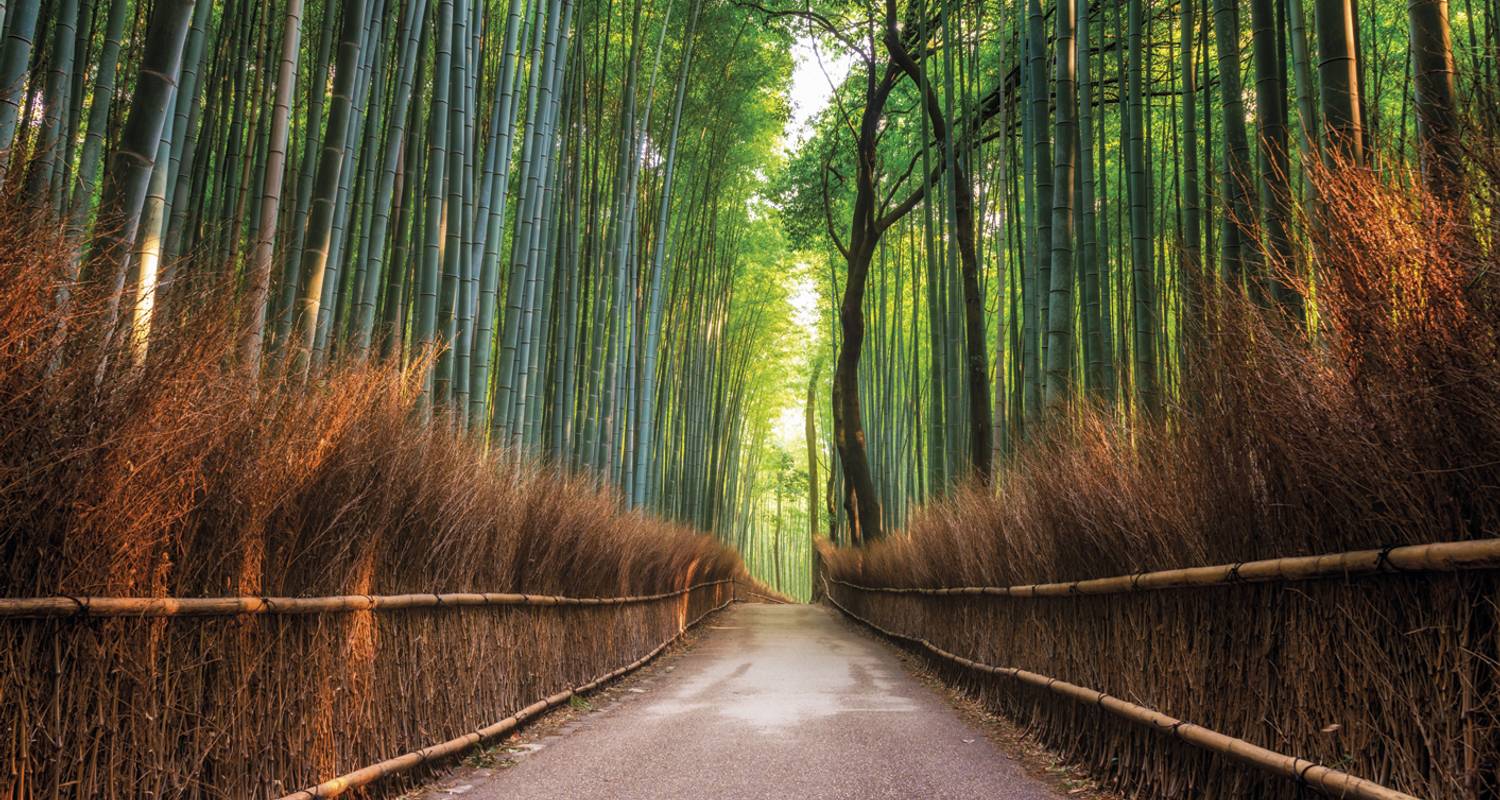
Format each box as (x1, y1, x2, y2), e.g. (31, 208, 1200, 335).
(825, 586, 1421, 800)
(0, 580, 733, 618)
(275, 592, 734, 800)
(827, 537, 1500, 597)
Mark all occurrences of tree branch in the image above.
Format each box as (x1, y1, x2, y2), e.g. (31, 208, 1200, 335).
(821, 142, 850, 260)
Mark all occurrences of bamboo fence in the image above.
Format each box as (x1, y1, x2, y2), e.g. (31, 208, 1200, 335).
(825, 538, 1500, 598)
(822, 537, 1500, 799)
(276, 594, 735, 799)
(826, 585, 1417, 800)
(0, 579, 733, 617)
(2, 577, 741, 798)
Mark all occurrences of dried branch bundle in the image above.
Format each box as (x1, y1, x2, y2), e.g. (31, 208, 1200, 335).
(0, 206, 750, 798)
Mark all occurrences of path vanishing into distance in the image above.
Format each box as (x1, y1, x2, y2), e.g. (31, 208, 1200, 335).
(439, 604, 1064, 800)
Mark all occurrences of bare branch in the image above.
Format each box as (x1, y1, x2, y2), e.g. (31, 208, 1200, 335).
(732, 0, 873, 62)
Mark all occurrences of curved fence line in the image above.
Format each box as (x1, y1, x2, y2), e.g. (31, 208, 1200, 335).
(824, 584, 1418, 800)
(827, 537, 1500, 597)
(0, 579, 734, 618)
(276, 592, 735, 800)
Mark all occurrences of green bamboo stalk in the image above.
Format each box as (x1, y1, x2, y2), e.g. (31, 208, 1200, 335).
(240, 0, 304, 370)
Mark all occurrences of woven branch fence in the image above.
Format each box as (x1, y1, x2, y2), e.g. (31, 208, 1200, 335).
(1, 577, 742, 799)
(822, 538, 1500, 799)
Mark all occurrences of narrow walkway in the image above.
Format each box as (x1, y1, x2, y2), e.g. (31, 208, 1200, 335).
(460, 604, 1064, 799)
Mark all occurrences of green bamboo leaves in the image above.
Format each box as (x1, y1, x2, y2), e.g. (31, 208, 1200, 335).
(11, 0, 1486, 564)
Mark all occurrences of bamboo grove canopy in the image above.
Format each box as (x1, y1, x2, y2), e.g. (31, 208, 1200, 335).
(0, 0, 1491, 577)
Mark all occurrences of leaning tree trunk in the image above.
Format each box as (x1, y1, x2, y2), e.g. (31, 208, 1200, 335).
(884, 6, 993, 482)
(831, 60, 900, 544)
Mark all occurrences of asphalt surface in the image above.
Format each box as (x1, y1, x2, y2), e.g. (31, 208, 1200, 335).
(458, 603, 1063, 800)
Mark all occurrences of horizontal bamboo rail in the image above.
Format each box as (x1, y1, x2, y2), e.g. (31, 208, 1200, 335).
(828, 537, 1500, 598)
(824, 583, 1420, 800)
(0, 579, 733, 618)
(275, 590, 734, 800)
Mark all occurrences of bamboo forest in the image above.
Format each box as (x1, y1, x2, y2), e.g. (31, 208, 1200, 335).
(4, 0, 1500, 796)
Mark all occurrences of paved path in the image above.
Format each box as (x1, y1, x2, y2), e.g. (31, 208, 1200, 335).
(457, 604, 1063, 800)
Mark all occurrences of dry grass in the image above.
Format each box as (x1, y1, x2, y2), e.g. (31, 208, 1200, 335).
(823, 167, 1500, 797)
(0, 206, 748, 798)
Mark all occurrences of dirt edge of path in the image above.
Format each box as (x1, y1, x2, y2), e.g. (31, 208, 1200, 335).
(829, 605, 1124, 800)
(403, 601, 1121, 800)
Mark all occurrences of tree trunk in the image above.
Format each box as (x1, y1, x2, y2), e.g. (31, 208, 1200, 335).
(1024, 0, 1052, 421)
(24, 0, 80, 208)
(1180, 0, 1202, 331)
(1212, 0, 1259, 290)
(240, 0, 304, 370)
(885, 9, 993, 482)
(1079, 0, 1107, 398)
(1251, 0, 1300, 313)
(84, 0, 196, 341)
(807, 361, 820, 541)
(292, 0, 369, 373)
(0, 0, 40, 188)
(1315, 0, 1364, 163)
(1045, 0, 1077, 410)
(1409, 0, 1461, 198)
(1126, 0, 1159, 413)
(831, 60, 899, 543)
